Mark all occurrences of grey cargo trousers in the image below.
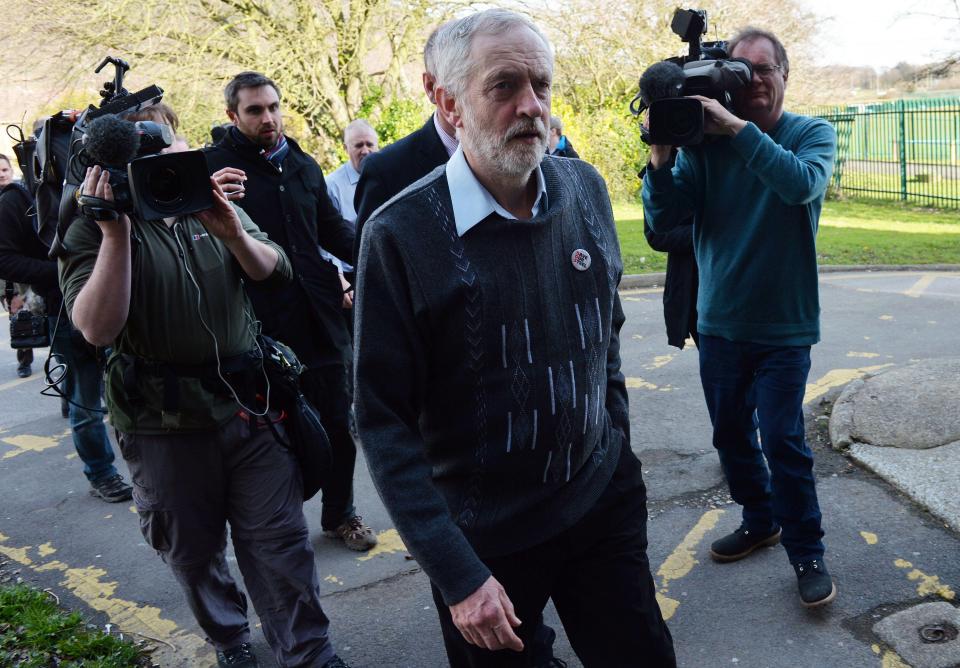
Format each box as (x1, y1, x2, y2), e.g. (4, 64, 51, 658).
(118, 414, 335, 667)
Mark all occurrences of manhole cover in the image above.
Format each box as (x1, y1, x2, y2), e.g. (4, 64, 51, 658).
(920, 624, 959, 644)
(874, 602, 960, 668)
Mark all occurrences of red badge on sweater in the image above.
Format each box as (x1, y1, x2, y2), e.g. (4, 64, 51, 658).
(571, 248, 591, 271)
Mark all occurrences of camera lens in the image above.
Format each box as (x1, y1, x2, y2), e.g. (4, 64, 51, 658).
(668, 110, 697, 137)
(147, 165, 183, 206)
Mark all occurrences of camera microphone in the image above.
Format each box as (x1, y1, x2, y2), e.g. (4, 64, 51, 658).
(83, 114, 141, 167)
(639, 61, 686, 107)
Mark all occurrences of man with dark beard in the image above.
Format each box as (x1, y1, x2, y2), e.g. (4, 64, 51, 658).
(354, 9, 675, 667)
(205, 73, 377, 554)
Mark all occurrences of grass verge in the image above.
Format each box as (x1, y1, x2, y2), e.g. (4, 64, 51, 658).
(0, 583, 148, 667)
(614, 197, 960, 274)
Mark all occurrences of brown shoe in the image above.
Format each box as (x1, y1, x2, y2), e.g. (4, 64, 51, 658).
(323, 516, 378, 551)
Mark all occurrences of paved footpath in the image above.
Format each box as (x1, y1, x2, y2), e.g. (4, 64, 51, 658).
(1, 270, 959, 668)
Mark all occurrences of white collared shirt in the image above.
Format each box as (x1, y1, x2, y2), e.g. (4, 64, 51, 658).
(445, 145, 548, 237)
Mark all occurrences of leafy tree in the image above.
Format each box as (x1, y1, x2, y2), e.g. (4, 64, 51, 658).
(4, 0, 454, 168)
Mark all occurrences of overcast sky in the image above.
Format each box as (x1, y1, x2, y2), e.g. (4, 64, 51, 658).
(800, 0, 958, 69)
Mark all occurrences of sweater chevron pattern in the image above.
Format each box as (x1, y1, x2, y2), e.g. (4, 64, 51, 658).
(355, 156, 629, 604)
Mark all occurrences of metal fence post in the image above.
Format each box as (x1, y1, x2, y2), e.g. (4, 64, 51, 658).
(898, 100, 908, 201)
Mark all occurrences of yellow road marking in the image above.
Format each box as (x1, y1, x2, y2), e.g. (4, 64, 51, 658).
(860, 532, 878, 545)
(881, 651, 911, 667)
(847, 352, 880, 359)
(0, 374, 41, 392)
(621, 288, 663, 296)
(803, 365, 893, 405)
(646, 354, 675, 370)
(654, 509, 725, 620)
(879, 315, 894, 321)
(894, 559, 956, 600)
(324, 575, 344, 585)
(0, 533, 209, 664)
(357, 528, 407, 562)
(625, 376, 674, 392)
(2, 428, 71, 459)
(38, 542, 56, 557)
(904, 274, 937, 298)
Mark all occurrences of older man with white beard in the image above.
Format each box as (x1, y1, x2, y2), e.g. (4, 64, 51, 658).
(354, 10, 675, 667)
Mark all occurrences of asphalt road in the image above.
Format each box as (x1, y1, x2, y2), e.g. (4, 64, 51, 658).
(1, 270, 959, 668)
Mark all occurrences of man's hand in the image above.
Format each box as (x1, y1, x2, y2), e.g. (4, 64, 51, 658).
(212, 167, 247, 201)
(339, 273, 353, 310)
(689, 95, 747, 137)
(81, 166, 131, 237)
(449, 576, 524, 652)
(197, 178, 244, 242)
(8, 294, 25, 314)
(648, 144, 674, 170)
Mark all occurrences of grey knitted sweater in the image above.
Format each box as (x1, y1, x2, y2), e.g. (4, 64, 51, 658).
(354, 155, 629, 605)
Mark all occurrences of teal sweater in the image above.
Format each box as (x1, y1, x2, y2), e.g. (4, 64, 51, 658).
(643, 112, 836, 346)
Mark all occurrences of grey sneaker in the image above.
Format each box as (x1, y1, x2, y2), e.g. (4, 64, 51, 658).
(89, 474, 133, 503)
(323, 516, 378, 551)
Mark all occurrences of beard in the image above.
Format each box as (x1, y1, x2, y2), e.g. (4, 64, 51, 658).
(458, 106, 548, 179)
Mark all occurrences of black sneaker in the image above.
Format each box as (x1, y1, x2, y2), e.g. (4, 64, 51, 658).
(217, 642, 258, 667)
(89, 474, 133, 503)
(323, 656, 351, 668)
(709, 525, 781, 562)
(16, 362, 31, 378)
(794, 559, 837, 608)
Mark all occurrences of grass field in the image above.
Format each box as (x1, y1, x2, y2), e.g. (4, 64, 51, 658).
(0, 583, 147, 667)
(614, 197, 960, 275)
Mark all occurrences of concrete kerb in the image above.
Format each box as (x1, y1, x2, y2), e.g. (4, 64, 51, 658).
(829, 359, 960, 531)
(619, 264, 960, 292)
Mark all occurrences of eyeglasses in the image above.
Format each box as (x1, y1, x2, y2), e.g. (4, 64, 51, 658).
(752, 64, 783, 77)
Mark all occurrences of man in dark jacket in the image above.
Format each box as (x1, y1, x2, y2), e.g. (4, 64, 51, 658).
(641, 157, 698, 350)
(204, 72, 376, 552)
(0, 178, 132, 502)
(352, 22, 459, 263)
(0, 153, 34, 378)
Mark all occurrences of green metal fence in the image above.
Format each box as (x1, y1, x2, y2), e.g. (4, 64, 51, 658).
(793, 97, 960, 208)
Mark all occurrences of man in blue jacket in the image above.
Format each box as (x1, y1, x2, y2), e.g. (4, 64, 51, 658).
(643, 27, 837, 608)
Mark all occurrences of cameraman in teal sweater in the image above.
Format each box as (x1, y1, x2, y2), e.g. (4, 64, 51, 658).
(643, 27, 837, 608)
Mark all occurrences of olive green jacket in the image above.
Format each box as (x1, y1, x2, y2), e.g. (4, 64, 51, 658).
(58, 207, 292, 433)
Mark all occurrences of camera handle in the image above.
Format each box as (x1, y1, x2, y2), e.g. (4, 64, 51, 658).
(94, 57, 131, 106)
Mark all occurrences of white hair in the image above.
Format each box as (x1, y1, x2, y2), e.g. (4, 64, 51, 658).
(434, 9, 553, 100)
(343, 118, 376, 144)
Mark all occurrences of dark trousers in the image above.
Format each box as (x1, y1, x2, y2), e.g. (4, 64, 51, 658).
(698, 333, 825, 563)
(118, 415, 335, 667)
(301, 364, 356, 530)
(16, 347, 32, 368)
(432, 447, 676, 668)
